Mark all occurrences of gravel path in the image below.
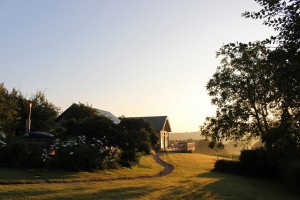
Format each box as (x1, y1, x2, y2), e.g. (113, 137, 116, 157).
(0, 154, 174, 185)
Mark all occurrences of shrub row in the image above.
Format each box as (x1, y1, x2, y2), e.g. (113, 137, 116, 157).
(0, 136, 126, 171)
(0, 138, 46, 168)
(51, 136, 120, 171)
(214, 149, 279, 178)
(213, 149, 300, 193)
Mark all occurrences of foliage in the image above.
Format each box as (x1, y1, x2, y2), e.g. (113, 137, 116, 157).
(0, 138, 28, 168)
(25, 144, 49, 169)
(214, 160, 242, 174)
(51, 135, 120, 171)
(244, 0, 300, 158)
(214, 149, 279, 178)
(0, 137, 49, 169)
(0, 84, 59, 136)
(201, 0, 300, 161)
(118, 118, 158, 167)
(0, 83, 23, 137)
(281, 160, 300, 192)
(239, 149, 279, 178)
(57, 103, 119, 145)
(119, 117, 158, 153)
(119, 149, 141, 167)
(30, 91, 60, 133)
(200, 42, 277, 146)
(243, 0, 300, 48)
(57, 105, 159, 168)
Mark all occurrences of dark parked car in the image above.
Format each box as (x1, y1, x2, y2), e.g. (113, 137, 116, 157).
(22, 131, 55, 148)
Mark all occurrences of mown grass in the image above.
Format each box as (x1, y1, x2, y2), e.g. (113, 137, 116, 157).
(0, 153, 299, 200)
(0, 156, 162, 184)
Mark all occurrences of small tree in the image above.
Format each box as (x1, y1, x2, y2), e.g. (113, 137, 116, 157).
(119, 118, 158, 153)
(30, 90, 60, 132)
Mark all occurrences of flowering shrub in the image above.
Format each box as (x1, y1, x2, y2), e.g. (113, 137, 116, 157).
(51, 135, 120, 171)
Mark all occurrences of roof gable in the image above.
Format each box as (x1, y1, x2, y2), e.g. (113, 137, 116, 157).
(139, 116, 172, 132)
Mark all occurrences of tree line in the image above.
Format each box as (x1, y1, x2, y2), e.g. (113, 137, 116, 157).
(0, 84, 158, 169)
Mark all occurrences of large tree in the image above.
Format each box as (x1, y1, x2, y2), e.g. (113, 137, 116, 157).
(200, 42, 277, 146)
(0, 84, 59, 136)
(201, 0, 300, 159)
(0, 83, 22, 136)
(243, 0, 300, 124)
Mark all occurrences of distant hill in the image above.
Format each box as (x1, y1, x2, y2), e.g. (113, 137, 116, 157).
(170, 132, 246, 155)
(223, 141, 244, 155)
(170, 132, 204, 141)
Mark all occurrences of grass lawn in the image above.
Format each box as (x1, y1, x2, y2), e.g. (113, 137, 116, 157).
(0, 153, 299, 200)
(0, 156, 162, 184)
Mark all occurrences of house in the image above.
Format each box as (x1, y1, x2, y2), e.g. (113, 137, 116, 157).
(138, 116, 172, 150)
(55, 103, 121, 127)
(56, 104, 171, 150)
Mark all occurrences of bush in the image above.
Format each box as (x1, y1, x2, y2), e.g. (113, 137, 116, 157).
(0, 138, 50, 169)
(239, 149, 279, 178)
(214, 160, 241, 174)
(280, 161, 300, 193)
(119, 150, 141, 167)
(25, 143, 47, 169)
(213, 149, 280, 179)
(51, 136, 120, 171)
(0, 138, 29, 168)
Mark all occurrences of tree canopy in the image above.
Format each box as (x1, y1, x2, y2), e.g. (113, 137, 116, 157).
(201, 0, 300, 159)
(56, 103, 119, 145)
(0, 84, 59, 136)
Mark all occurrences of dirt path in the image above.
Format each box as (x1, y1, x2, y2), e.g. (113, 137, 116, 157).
(0, 154, 174, 185)
(152, 154, 174, 177)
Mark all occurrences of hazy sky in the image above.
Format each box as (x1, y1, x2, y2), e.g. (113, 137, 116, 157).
(0, 0, 275, 132)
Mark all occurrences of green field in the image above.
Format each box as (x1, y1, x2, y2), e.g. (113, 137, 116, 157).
(0, 153, 298, 200)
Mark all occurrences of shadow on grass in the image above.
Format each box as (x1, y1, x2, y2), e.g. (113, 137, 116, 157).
(196, 171, 300, 200)
(158, 182, 218, 200)
(60, 186, 157, 200)
(0, 167, 84, 184)
(0, 186, 157, 200)
(0, 188, 57, 199)
(159, 171, 299, 200)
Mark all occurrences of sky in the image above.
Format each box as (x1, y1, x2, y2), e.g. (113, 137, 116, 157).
(0, 0, 276, 133)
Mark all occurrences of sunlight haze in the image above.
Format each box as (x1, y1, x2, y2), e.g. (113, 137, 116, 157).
(0, 0, 275, 132)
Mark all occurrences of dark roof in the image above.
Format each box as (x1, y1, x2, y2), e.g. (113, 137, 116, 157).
(23, 131, 54, 139)
(55, 103, 76, 122)
(136, 116, 172, 132)
(55, 103, 120, 124)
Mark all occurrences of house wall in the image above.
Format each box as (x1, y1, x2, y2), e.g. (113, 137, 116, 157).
(160, 131, 169, 149)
